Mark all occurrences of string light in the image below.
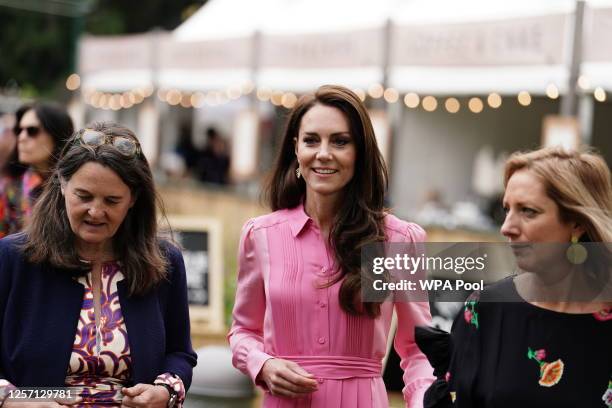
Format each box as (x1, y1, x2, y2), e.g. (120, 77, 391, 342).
(368, 83, 384, 99)
(98, 93, 109, 109)
(487, 93, 502, 108)
(383, 88, 399, 103)
(191, 92, 205, 108)
(353, 88, 366, 102)
(422, 96, 438, 112)
(468, 97, 484, 113)
(241, 80, 255, 95)
(578, 75, 590, 90)
(256, 87, 272, 102)
(180, 94, 192, 108)
(66, 73, 81, 91)
(270, 91, 284, 106)
(281, 92, 298, 109)
(445, 97, 460, 113)
(594, 87, 607, 102)
(226, 85, 242, 100)
(517, 91, 531, 106)
(166, 89, 182, 106)
(109, 94, 121, 111)
(546, 84, 559, 99)
(404, 93, 420, 108)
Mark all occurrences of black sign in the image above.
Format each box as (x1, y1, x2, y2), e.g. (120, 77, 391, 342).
(176, 230, 209, 306)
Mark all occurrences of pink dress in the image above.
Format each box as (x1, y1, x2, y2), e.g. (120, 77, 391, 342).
(228, 205, 434, 408)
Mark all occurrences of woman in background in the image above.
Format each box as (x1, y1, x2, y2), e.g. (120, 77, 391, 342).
(0, 113, 22, 237)
(0, 102, 73, 237)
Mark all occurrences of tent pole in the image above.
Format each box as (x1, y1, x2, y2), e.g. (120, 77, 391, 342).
(560, 0, 585, 117)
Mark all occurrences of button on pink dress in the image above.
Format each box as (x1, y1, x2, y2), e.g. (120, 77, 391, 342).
(228, 205, 434, 407)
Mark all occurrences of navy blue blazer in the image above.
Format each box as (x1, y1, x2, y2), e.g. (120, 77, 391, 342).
(0, 234, 197, 389)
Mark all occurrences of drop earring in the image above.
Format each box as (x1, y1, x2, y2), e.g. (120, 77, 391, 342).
(295, 167, 301, 179)
(566, 235, 587, 265)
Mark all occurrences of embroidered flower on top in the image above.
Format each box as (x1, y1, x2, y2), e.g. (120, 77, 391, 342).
(463, 293, 480, 329)
(527, 347, 564, 387)
(602, 380, 612, 407)
(593, 308, 612, 322)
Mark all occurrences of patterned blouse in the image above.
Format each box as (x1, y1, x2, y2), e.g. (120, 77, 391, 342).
(0, 169, 42, 238)
(0, 262, 186, 407)
(419, 277, 611, 408)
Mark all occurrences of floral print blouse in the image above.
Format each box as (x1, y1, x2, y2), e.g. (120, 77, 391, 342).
(0, 262, 186, 407)
(0, 169, 42, 238)
(422, 277, 611, 408)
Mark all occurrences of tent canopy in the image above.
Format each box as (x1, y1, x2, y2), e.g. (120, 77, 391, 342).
(80, 0, 612, 94)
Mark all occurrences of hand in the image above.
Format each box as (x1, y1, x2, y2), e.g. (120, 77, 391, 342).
(258, 358, 319, 398)
(120, 383, 169, 408)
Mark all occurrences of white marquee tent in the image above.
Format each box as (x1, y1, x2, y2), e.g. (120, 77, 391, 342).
(79, 0, 612, 96)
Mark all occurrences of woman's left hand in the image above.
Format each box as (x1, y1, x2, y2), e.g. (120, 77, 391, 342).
(120, 383, 169, 408)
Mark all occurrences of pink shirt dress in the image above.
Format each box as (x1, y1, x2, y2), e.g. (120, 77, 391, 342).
(228, 204, 434, 407)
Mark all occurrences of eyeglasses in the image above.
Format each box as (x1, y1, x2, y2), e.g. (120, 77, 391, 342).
(16, 126, 41, 138)
(76, 129, 142, 157)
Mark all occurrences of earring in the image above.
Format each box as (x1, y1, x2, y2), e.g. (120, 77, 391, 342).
(295, 167, 301, 179)
(566, 235, 587, 265)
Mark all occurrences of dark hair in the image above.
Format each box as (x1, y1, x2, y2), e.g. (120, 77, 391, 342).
(2, 144, 24, 178)
(22, 122, 169, 296)
(14, 102, 74, 172)
(266, 84, 388, 317)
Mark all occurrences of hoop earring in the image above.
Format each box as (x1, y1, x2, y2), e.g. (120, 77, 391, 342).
(295, 167, 301, 179)
(566, 235, 587, 265)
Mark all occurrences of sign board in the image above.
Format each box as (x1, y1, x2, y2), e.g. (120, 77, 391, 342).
(167, 216, 224, 333)
(542, 115, 581, 150)
(260, 28, 383, 69)
(393, 14, 568, 66)
(584, 7, 612, 62)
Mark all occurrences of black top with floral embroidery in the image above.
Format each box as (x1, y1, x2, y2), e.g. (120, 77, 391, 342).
(417, 277, 612, 408)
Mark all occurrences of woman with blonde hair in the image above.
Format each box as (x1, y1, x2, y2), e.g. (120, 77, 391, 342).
(418, 147, 611, 408)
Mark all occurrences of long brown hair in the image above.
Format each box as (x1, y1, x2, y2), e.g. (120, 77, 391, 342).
(266, 85, 388, 317)
(21, 122, 169, 296)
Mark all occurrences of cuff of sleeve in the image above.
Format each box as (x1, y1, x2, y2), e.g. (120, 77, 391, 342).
(0, 380, 18, 404)
(246, 350, 274, 388)
(404, 379, 433, 408)
(406, 387, 427, 408)
(154, 372, 186, 405)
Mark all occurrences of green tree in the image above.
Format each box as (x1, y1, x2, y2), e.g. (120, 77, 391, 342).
(0, 0, 206, 98)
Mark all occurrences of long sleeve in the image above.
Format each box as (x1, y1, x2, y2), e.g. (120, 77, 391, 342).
(227, 220, 273, 385)
(161, 244, 198, 390)
(0, 239, 15, 404)
(393, 224, 435, 408)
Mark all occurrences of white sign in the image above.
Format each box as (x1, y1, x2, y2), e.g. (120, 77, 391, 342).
(260, 28, 383, 69)
(393, 14, 568, 66)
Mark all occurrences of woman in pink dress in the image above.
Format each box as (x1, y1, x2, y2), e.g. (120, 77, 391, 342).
(228, 85, 434, 407)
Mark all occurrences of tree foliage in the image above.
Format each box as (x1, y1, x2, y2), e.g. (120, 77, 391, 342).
(0, 0, 206, 98)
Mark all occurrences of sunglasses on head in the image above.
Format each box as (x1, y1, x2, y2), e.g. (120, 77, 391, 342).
(16, 126, 41, 138)
(75, 129, 141, 157)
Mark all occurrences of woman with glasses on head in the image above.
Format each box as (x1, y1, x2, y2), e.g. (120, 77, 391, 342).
(417, 147, 611, 408)
(0, 102, 73, 238)
(228, 85, 434, 407)
(0, 122, 197, 408)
